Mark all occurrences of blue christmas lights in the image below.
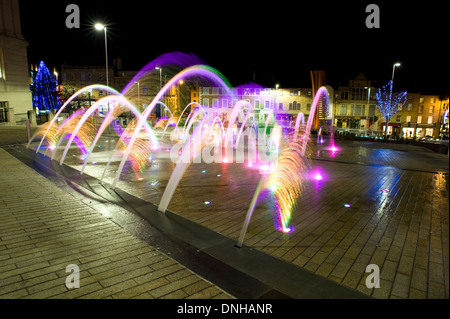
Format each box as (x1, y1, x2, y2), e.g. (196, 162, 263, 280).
(31, 61, 61, 112)
(376, 81, 407, 122)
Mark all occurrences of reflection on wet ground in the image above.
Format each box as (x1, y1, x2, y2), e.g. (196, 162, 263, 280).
(29, 136, 449, 299)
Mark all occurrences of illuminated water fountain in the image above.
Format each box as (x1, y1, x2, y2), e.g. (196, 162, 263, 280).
(28, 52, 335, 248)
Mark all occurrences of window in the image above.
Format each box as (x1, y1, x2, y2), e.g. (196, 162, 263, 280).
(407, 104, 412, 111)
(297, 102, 301, 110)
(406, 116, 411, 123)
(254, 100, 260, 109)
(293, 101, 297, 110)
(279, 103, 283, 110)
(265, 101, 270, 109)
(212, 98, 219, 107)
(0, 101, 8, 123)
(419, 105, 424, 113)
(419, 98, 424, 103)
(429, 105, 434, 113)
(203, 98, 209, 107)
(396, 115, 401, 122)
(340, 104, 347, 116)
(427, 116, 433, 124)
(430, 98, 436, 104)
(222, 99, 228, 108)
(307, 104, 311, 111)
(417, 116, 422, 124)
(289, 103, 293, 110)
(80, 72, 85, 81)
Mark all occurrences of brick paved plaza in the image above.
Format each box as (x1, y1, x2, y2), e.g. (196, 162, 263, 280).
(0, 126, 448, 299)
(0, 144, 233, 299)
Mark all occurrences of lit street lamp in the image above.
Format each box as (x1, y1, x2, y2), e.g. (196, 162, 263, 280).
(95, 23, 110, 130)
(385, 62, 401, 139)
(392, 63, 401, 84)
(95, 23, 109, 88)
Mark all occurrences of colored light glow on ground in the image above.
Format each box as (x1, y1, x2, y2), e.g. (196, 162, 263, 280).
(314, 173, 323, 181)
(204, 201, 211, 205)
(217, 174, 222, 177)
(329, 145, 339, 152)
(282, 226, 293, 233)
(202, 170, 206, 173)
(344, 204, 351, 208)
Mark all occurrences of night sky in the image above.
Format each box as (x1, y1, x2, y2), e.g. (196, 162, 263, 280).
(19, 0, 448, 95)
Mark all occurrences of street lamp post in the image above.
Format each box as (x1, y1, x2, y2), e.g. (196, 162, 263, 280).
(94, 23, 109, 88)
(95, 23, 110, 131)
(365, 86, 371, 136)
(135, 81, 140, 112)
(155, 67, 163, 117)
(385, 62, 401, 139)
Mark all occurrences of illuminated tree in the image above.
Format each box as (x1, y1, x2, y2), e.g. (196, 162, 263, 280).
(376, 81, 407, 139)
(31, 61, 61, 112)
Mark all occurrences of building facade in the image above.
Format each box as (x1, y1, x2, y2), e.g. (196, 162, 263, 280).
(194, 85, 325, 128)
(334, 73, 378, 131)
(394, 94, 449, 139)
(57, 63, 447, 141)
(0, 0, 33, 125)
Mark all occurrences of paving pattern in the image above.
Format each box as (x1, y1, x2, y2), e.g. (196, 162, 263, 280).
(0, 148, 234, 299)
(2, 133, 449, 299)
(62, 138, 449, 299)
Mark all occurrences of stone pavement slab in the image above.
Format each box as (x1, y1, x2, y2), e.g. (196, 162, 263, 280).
(0, 148, 233, 299)
(3, 134, 449, 300)
(62, 138, 447, 299)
